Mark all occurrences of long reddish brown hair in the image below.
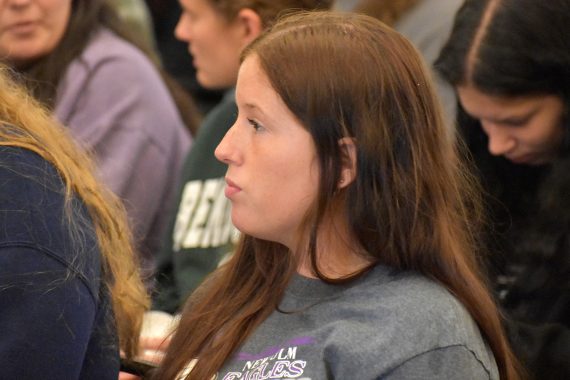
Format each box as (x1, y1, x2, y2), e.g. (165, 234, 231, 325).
(155, 11, 523, 380)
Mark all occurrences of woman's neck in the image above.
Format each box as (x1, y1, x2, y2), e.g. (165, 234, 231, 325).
(295, 213, 371, 279)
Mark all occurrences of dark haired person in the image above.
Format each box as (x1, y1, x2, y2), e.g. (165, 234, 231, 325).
(436, 0, 570, 378)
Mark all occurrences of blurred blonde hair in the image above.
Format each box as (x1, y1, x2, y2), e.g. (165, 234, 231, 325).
(0, 65, 149, 357)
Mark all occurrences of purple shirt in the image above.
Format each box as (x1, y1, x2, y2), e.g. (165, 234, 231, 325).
(55, 28, 191, 275)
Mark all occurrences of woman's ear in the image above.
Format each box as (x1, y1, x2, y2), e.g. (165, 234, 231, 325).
(338, 137, 357, 189)
(236, 8, 263, 44)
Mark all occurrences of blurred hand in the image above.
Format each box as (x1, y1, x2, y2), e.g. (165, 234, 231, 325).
(119, 371, 140, 380)
(118, 336, 171, 380)
(139, 335, 171, 360)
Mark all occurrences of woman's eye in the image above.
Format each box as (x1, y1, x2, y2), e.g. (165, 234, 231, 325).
(247, 118, 263, 131)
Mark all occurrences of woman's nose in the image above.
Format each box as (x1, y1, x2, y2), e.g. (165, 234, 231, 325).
(482, 121, 517, 156)
(174, 14, 192, 43)
(215, 124, 240, 165)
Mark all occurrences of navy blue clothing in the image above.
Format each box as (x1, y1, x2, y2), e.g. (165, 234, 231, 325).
(0, 146, 118, 379)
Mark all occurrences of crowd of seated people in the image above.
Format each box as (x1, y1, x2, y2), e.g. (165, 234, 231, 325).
(0, 1, 567, 379)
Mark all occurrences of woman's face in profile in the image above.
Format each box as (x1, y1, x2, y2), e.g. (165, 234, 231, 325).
(215, 55, 320, 249)
(0, 0, 71, 67)
(458, 84, 565, 165)
(175, 0, 249, 90)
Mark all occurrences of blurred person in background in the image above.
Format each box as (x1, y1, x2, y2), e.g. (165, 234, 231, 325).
(144, 0, 224, 114)
(436, 0, 570, 378)
(0, 0, 198, 279)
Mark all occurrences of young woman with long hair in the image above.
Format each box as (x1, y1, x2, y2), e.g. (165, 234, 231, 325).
(154, 11, 522, 380)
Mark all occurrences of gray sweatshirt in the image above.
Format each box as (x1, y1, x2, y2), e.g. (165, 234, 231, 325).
(218, 265, 499, 379)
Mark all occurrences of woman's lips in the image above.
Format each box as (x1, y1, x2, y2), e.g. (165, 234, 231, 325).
(507, 153, 534, 164)
(6, 21, 37, 36)
(224, 178, 242, 198)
